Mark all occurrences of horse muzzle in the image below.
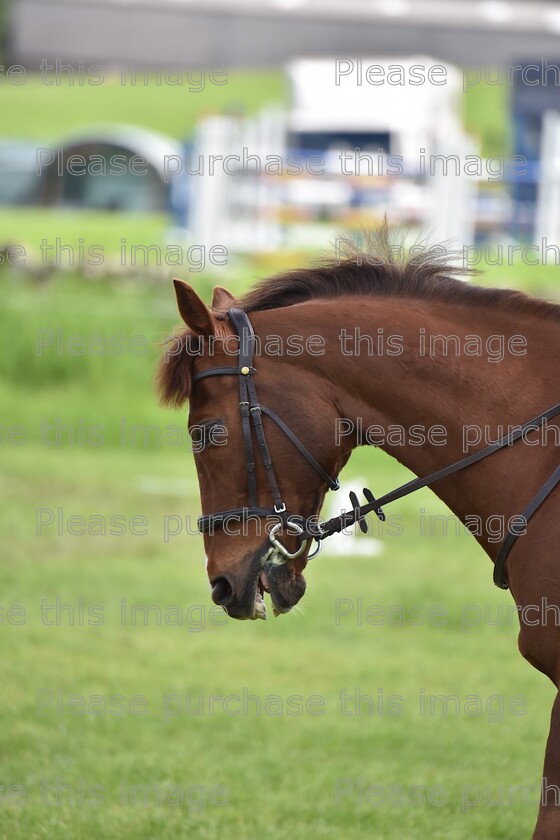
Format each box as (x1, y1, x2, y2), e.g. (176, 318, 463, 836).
(209, 541, 307, 620)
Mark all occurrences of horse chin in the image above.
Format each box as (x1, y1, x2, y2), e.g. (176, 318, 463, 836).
(256, 549, 307, 620)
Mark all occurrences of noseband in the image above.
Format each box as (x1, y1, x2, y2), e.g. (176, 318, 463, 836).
(193, 308, 560, 589)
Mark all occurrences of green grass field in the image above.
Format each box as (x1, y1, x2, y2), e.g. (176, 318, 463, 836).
(0, 70, 286, 142)
(0, 262, 558, 840)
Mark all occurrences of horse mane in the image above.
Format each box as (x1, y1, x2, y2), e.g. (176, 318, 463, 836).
(158, 228, 560, 407)
(238, 231, 560, 321)
(157, 332, 201, 407)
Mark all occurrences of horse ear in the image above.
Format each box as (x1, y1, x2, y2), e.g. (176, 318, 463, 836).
(211, 285, 236, 312)
(173, 279, 214, 336)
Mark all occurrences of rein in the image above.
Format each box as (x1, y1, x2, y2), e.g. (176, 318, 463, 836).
(305, 406, 560, 590)
(194, 308, 560, 591)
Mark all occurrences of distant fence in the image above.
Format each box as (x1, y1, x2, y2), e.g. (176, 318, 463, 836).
(187, 111, 479, 254)
(184, 109, 560, 254)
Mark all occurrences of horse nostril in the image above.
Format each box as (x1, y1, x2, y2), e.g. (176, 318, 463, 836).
(211, 576, 233, 607)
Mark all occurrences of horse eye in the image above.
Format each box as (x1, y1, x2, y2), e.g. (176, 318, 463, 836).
(189, 420, 223, 450)
(190, 427, 204, 446)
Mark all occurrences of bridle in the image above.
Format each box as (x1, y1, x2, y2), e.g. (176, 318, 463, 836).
(194, 308, 560, 590)
(194, 308, 340, 561)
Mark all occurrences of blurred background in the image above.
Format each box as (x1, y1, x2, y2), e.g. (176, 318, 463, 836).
(1, 1, 560, 838)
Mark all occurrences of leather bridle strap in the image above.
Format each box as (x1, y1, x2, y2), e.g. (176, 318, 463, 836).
(198, 507, 283, 534)
(260, 405, 339, 491)
(493, 462, 560, 588)
(232, 308, 258, 508)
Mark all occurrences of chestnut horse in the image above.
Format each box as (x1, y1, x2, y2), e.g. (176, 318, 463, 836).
(159, 241, 559, 838)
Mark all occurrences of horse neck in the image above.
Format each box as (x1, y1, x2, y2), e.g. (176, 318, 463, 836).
(263, 295, 557, 553)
